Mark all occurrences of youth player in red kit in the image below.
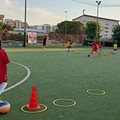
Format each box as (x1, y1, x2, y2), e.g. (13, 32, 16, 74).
(0, 40, 10, 103)
(88, 40, 98, 57)
(91, 40, 99, 56)
(98, 41, 103, 53)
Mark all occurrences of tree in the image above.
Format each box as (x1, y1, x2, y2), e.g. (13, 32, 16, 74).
(2, 29, 10, 40)
(0, 22, 14, 40)
(112, 24, 120, 41)
(0, 22, 4, 37)
(85, 21, 101, 40)
(55, 21, 84, 35)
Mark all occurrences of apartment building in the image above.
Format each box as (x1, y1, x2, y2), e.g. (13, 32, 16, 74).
(41, 24, 57, 33)
(4, 19, 28, 29)
(73, 14, 119, 40)
(3, 16, 57, 34)
(29, 24, 57, 33)
(4, 19, 15, 27)
(51, 25, 58, 32)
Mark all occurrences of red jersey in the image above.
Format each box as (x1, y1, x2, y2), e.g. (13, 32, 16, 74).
(0, 49, 10, 84)
(92, 41, 98, 51)
(98, 42, 102, 48)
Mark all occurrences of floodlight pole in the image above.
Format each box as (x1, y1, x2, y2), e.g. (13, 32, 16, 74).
(96, 1, 101, 41)
(65, 11, 67, 42)
(23, 0, 27, 47)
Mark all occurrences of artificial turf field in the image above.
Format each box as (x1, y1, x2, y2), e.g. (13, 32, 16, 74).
(1, 47, 120, 120)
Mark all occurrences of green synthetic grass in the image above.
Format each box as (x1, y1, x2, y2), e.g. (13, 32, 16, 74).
(1, 47, 120, 120)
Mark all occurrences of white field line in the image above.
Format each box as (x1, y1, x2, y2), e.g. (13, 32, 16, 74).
(3, 61, 31, 93)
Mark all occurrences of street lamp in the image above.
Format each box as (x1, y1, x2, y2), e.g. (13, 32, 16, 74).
(83, 9, 85, 15)
(96, 1, 101, 41)
(65, 11, 67, 42)
(23, 0, 27, 47)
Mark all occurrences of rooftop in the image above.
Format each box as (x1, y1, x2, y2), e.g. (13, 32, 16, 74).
(73, 14, 120, 22)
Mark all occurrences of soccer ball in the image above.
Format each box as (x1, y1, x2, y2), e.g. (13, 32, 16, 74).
(0, 101, 11, 114)
(88, 54, 90, 57)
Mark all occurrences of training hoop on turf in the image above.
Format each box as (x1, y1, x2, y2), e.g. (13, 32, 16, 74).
(21, 104, 47, 114)
(74, 51, 80, 54)
(53, 98, 76, 107)
(87, 89, 105, 95)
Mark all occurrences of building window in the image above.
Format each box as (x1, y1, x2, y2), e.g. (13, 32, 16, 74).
(113, 25, 116, 28)
(105, 24, 109, 26)
(42, 26, 44, 30)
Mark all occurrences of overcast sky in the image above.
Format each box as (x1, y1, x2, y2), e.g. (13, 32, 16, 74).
(0, 0, 120, 26)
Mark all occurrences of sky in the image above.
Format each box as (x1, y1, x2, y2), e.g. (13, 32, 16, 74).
(1, 0, 120, 26)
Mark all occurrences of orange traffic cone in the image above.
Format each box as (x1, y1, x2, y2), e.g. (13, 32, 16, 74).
(27, 86, 40, 110)
(110, 51, 113, 55)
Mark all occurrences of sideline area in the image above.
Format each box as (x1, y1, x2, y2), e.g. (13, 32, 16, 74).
(5, 47, 89, 52)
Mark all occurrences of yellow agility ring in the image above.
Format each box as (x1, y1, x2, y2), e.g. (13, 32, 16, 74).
(53, 98, 76, 107)
(74, 51, 80, 54)
(21, 104, 47, 114)
(87, 89, 105, 95)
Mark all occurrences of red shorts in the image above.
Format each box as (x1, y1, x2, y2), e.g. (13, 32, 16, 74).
(68, 46, 71, 48)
